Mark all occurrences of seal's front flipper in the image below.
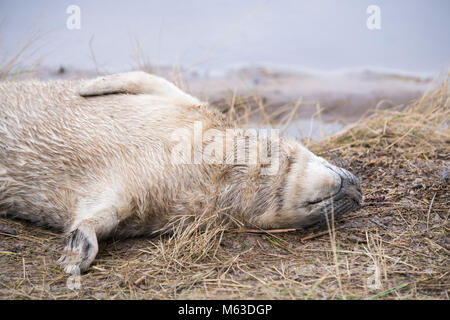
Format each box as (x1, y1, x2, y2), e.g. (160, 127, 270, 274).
(79, 72, 146, 97)
(58, 206, 120, 274)
(79, 71, 203, 106)
(58, 226, 98, 274)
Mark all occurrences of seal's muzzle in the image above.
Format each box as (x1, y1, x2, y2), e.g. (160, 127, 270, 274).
(300, 165, 362, 227)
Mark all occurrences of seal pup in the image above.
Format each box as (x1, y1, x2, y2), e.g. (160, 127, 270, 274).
(0, 72, 361, 273)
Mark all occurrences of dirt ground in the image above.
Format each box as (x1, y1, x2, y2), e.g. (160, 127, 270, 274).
(0, 77, 448, 300)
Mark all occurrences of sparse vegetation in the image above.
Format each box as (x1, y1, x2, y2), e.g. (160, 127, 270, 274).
(0, 31, 41, 80)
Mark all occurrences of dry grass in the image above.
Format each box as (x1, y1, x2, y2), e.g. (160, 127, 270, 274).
(0, 75, 448, 300)
(0, 31, 42, 80)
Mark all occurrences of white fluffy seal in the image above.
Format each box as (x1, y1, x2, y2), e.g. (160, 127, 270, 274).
(0, 72, 361, 274)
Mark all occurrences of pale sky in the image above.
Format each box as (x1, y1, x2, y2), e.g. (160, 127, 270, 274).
(1, 0, 449, 74)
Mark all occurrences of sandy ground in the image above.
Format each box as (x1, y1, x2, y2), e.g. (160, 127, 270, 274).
(187, 67, 433, 120)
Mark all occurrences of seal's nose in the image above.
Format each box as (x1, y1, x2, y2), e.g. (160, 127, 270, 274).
(326, 165, 362, 211)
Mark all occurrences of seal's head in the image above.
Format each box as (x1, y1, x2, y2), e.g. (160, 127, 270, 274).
(254, 145, 362, 228)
